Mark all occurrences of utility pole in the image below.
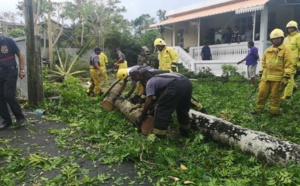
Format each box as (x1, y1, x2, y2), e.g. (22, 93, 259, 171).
(24, 0, 44, 105)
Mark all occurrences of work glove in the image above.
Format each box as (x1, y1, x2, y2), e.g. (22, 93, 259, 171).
(259, 70, 263, 78)
(279, 78, 289, 90)
(129, 94, 140, 104)
(139, 95, 146, 104)
(171, 62, 178, 72)
(118, 94, 130, 101)
(136, 113, 147, 128)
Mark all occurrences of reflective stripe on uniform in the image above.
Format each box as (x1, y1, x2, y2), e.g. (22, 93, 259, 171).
(153, 128, 167, 135)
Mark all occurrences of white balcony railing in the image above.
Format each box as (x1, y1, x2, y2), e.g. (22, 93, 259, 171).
(190, 41, 261, 61)
(173, 41, 262, 77)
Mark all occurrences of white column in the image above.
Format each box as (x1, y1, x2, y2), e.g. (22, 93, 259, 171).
(172, 23, 176, 47)
(259, 6, 269, 56)
(252, 11, 257, 41)
(197, 18, 201, 61)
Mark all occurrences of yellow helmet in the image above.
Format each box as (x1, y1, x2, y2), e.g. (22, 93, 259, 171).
(116, 68, 129, 80)
(154, 38, 166, 46)
(286, 20, 298, 30)
(270, 29, 284, 39)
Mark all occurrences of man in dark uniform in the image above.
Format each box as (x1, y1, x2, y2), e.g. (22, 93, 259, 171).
(136, 73, 192, 138)
(0, 35, 26, 130)
(201, 42, 212, 60)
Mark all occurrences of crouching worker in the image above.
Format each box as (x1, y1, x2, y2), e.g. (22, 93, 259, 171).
(136, 73, 192, 138)
(127, 67, 207, 113)
(115, 66, 153, 102)
(251, 29, 292, 117)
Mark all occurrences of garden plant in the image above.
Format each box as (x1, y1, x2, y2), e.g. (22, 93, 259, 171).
(1, 67, 300, 185)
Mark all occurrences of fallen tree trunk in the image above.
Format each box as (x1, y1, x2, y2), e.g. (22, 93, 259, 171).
(101, 83, 154, 134)
(102, 84, 121, 111)
(189, 110, 300, 165)
(104, 82, 300, 165)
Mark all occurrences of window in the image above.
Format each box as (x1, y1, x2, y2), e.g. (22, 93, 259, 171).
(235, 15, 253, 34)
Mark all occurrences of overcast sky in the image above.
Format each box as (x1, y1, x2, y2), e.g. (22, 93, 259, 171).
(0, 0, 206, 22)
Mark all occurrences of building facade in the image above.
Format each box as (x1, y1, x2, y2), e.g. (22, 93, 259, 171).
(151, 0, 300, 75)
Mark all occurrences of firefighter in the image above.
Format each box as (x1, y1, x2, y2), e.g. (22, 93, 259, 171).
(115, 66, 152, 102)
(154, 38, 179, 72)
(281, 20, 300, 99)
(99, 48, 109, 85)
(251, 29, 293, 117)
(136, 73, 192, 138)
(115, 48, 128, 69)
(130, 69, 207, 113)
(87, 47, 102, 96)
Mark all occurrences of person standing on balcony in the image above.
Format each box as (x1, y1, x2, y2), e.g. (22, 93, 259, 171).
(237, 41, 259, 86)
(231, 25, 241, 44)
(201, 42, 212, 60)
(153, 38, 178, 72)
(251, 29, 292, 117)
(223, 27, 232, 44)
(0, 35, 26, 130)
(244, 26, 253, 42)
(281, 20, 300, 100)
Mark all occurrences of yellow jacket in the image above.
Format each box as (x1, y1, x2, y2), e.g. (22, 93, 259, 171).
(284, 31, 300, 71)
(98, 53, 108, 71)
(260, 44, 293, 81)
(158, 46, 178, 71)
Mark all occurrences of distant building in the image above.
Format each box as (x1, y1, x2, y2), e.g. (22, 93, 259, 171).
(150, 0, 300, 75)
(0, 21, 25, 35)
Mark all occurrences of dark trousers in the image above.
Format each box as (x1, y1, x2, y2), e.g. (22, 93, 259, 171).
(0, 70, 24, 125)
(154, 77, 192, 130)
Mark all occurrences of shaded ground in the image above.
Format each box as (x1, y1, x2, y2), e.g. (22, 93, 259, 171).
(0, 109, 152, 185)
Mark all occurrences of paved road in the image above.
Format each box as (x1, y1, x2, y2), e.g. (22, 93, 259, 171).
(0, 110, 152, 185)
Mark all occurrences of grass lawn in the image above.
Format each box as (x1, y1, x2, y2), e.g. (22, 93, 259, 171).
(1, 71, 300, 185)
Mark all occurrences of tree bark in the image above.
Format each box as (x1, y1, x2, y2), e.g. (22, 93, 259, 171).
(101, 84, 153, 134)
(104, 82, 300, 165)
(102, 84, 121, 111)
(47, 3, 53, 69)
(25, 0, 44, 105)
(189, 109, 300, 165)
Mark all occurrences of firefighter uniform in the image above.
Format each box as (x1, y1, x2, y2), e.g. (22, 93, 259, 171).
(254, 29, 293, 115)
(88, 48, 102, 96)
(282, 21, 300, 99)
(154, 38, 179, 72)
(145, 73, 192, 137)
(115, 48, 128, 69)
(158, 47, 178, 71)
(115, 66, 150, 100)
(99, 52, 108, 84)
